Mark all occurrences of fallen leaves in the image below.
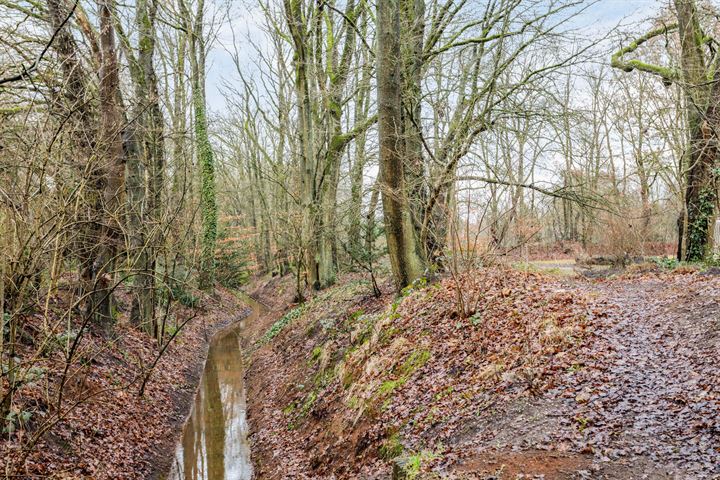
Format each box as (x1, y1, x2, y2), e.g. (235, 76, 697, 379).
(245, 268, 720, 479)
(0, 287, 248, 479)
(245, 269, 592, 478)
(559, 271, 720, 477)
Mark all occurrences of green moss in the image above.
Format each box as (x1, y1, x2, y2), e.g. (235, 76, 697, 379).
(390, 298, 403, 318)
(400, 276, 427, 297)
(379, 379, 403, 396)
(375, 349, 432, 403)
(282, 403, 296, 415)
(299, 390, 318, 417)
(402, 449, 442, 480)
(434, 386, 454, 401)
(398, 349, 431, 377)
(261, 305, 306, 344)
(313, 369, 334, 387)
(344, 342, 360, 359)
(342, 369, 355, 389)
(351, 314, 380, 346)
(380, 325, 399, 345)
(379, 432, 404, 460)
(311, 346, 323, 362)
(610, 23, 680, 82)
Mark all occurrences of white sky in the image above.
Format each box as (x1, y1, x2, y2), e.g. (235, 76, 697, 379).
(203, 0, 667, 113)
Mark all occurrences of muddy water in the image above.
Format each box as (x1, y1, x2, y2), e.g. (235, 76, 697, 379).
(168, 294, 265, 480)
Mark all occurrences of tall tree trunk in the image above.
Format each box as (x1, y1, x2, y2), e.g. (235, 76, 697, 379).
(127, 0, 164, 333)
(285, 0, 319, 289)
(186, 0, 218, 289)
(317, 142, 341, 288)
(348, 21, 372, 259)
(169, 30, 189, 289)
(377, 0, 426, 291)
(249, 146, 272, 273)
(91, 0, 125, 325)
(400, 0, 426, 233)
(365, 181, 380, 256)
(348, 103, 369, 258)
(316, 83, 345, 288)
(675, 0, 718, 261)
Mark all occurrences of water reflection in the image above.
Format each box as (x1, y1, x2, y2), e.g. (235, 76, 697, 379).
(169, 295, 263, 480)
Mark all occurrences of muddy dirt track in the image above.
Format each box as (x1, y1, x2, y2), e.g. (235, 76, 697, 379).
(454, 272, 720, 479)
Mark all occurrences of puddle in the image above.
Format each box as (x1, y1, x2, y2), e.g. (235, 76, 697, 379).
(167, 293, 265, 480)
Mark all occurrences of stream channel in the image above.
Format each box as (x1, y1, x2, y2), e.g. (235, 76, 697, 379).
(167, 293, 266, 480)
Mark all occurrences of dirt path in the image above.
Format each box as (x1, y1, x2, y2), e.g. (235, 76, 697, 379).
(557, 273, 720, 478)
(446, 272, 720, 479)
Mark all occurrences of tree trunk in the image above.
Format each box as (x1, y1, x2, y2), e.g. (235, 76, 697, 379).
(348, 47, 372, 259)
(674, 0, 718, 261)
(90, 0, 125, 326)
(127, 0, 164, 334)
(317, 143, 341, 289)
(285, 0, 320, 289)
(186, 0, 218, 289)
(365, 181, 380, 256)
(377, 0, 426, 291)
(348, 134, 367, 258)
(400, 0, 426, 233)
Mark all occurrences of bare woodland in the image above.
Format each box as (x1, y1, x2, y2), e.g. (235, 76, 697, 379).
(1, 0, 720, 478)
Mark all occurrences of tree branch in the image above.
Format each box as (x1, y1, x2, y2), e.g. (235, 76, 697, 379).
(0, 0, 78, 86)
(456, 175, 606, 210)
(611, 23, 680, 83)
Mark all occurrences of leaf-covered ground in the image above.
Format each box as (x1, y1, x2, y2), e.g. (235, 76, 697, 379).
(558, 270, 720, 478)
(245, 267, 720, 479)
(0, 287, 248, 479)
(7, 266, 717, 478)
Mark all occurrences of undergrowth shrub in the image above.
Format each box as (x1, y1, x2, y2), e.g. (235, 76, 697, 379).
(705, 252, 720, 267)
(170, 284, 199, 308)
(597, 203, 647, 261)
(654, 256, 679, 270)
(261, 305, 306, 344)
(214, 225, 251, 289)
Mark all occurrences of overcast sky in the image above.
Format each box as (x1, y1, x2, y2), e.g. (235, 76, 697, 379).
(203, 0, 667, 114)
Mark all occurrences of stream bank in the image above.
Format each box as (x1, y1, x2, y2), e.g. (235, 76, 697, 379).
(241, 268, 720, 479)
(0, 287, 250, 479)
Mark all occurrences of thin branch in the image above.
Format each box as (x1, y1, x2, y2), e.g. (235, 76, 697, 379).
(456, 175, 608, 210)
(0, 0, 78, 86)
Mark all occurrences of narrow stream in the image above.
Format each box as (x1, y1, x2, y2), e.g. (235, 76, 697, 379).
(167, 293, 266, 480)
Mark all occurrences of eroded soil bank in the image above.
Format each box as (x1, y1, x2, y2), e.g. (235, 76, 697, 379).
(243, 267, 720, 479)
(0, 287, 249, 479)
